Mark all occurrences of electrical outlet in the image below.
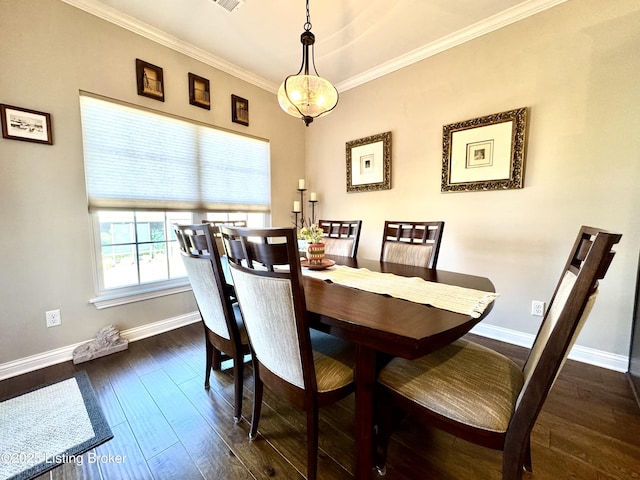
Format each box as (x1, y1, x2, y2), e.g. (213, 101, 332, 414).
(46, 309, 61, 327)
(531, 301, 545, 317)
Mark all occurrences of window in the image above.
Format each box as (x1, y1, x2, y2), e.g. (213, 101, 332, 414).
(80, 94, 270, 306)
(92, 210, 264, 296)
(96, 211, 191, 290)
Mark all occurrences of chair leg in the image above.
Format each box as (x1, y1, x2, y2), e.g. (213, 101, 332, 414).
(212, 347, 222, 370)
(523, 436, 532, 473)
(249, 374, 263, 440)
(204, 339, 213, 389)
(502, 442, 526, 480)
(232, 353, 244, 423)
(306, 407, 319, 480)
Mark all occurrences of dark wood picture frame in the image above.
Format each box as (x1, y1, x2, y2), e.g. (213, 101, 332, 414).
(231, 94, 249, 126)
(136, 59, 164, 101)
(189, 73, 210, 110)
(346, 131, 392, 193)
(441, 107, 527, 192)
(0, 104, 53, 145)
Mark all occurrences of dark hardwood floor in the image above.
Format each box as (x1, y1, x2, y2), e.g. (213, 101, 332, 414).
(1, 323, 639, 479)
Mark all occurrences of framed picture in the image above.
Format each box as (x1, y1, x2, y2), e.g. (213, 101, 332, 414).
(441, 107, 527, 192)
(136, 59, 164, 101)
(231, 94, 249, 126)
(346, 131, 392, 193)
(189, 73, 210, 110)
(0, 104, 53, 145)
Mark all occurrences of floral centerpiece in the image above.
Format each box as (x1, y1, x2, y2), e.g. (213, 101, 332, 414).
(298, 224, 325, 264)
(298, 224, 325, 244)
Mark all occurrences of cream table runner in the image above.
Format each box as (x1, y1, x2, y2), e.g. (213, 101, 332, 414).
(303, 265, 498, 318)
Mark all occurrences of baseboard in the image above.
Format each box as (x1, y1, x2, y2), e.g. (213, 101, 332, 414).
(0, 312, 200, 381)
(470, 323, 629, 373)
(1, 313, 628, 381)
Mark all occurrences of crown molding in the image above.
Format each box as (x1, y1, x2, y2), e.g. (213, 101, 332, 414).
(59, 0, 278, 93)
(60, 0, 567, 95)
(336, 0, 568, 92)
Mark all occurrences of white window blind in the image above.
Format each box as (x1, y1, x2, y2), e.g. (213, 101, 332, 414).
(80, 94, 271, 212)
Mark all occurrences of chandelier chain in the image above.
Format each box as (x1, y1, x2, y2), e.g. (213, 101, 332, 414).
(304, 0, 312, 32)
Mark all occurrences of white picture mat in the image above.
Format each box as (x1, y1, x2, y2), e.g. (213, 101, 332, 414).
(351, 140, 384, 185)
(4, 107, 49, 142)
(450, 120, 513, 183)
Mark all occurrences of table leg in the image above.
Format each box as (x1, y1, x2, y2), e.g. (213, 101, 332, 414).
(354, 344, 376, 479)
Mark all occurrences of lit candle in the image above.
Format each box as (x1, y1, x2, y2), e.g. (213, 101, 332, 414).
(309, 192, 317, 201)
(293, 200, 301, 212)
(298, 179, 306, 190)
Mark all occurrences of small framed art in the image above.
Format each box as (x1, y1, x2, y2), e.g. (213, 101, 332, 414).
(136, 59, 164, 101)
(442, 107, 527, 192)
(231, 94, 249, 126)
(346, 131, 392, 193)
(189, 73, 210, 109)
(0, 104, 53, 145)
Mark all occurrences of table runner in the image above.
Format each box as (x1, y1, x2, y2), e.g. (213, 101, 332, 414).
(303, 265, 498, 318)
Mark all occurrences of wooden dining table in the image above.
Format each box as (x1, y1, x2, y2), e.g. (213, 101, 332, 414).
(302, 255, 496, 479)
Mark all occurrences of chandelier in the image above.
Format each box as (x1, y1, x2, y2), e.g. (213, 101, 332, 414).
(277, 0, 338, 126)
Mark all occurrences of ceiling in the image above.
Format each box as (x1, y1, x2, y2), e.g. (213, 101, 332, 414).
(62, 0, 565, 93)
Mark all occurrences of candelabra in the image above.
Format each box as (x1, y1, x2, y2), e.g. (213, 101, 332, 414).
(292, 179, 318, 230)
(309, 196, 318, 225)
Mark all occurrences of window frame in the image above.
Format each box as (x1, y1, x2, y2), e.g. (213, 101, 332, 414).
(89, 210, 268, 309)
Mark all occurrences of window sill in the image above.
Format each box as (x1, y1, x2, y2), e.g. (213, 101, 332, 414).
(90, 281, 192, 309)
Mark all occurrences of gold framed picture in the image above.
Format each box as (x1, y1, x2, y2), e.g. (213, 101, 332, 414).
(442, 107, 527, 192)
(346, 131, 392, 193)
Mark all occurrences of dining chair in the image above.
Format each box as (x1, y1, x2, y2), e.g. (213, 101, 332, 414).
(202, 219, 247, 259)
(318, 219, 362, 259)
(374, 225, 622, 480)
(380, 221, 445, 268)
(220, 225, 355, 480)
(173, 223, 250, 422)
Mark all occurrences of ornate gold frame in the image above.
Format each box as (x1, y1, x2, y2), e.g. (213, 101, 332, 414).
(346, 131, 392, 193)
(442, 107, 527, 192)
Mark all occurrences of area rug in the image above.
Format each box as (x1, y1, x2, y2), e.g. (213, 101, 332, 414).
(0, 371, 113, 480)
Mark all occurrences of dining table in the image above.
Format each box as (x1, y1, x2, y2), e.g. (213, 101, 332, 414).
(301, 255, 496, 479)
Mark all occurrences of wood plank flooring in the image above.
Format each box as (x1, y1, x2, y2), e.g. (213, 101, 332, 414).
(1, 323, 639, 479)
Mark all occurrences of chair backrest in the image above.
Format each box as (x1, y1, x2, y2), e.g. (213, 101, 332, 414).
(174, 223, 239, 342)
(380, 221, 445, 268)
(318, 219, 362, 258)
(509, 226, 621, 444)
(203, 219, 247, 253)
(220, 226, 317, 392)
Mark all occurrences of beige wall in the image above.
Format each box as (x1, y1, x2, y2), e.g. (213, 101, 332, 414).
(1, 0, 639, 369)
(0, 0, 305, 364)
(306, 0, 640, 358)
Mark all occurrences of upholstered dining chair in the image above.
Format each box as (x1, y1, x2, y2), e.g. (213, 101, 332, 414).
(173, 223, 250, 422)
(380, 221, 445, 268)
(318, 219, 362, 259)
(374, 226, 622, 480)
(203, 219, 247, 259)
(220, 226, 355, 480)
